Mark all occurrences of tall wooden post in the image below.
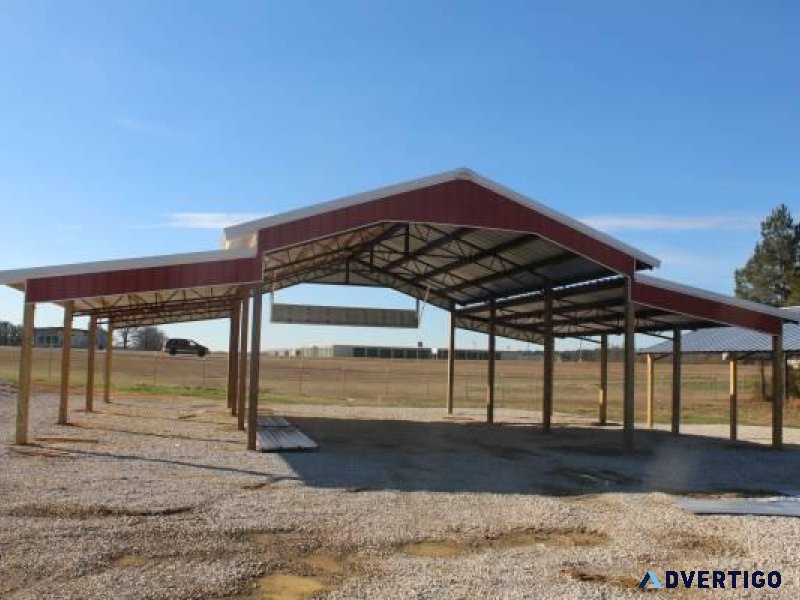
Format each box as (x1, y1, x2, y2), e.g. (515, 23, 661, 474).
(772, 334, 784, 449)
(85, 315, 97, 412)
(103, 320, 114, 403)
(247, 285, 263, 451)
(598, 334, 608, 425)
(729, 357, 738, 440)
(15, 299, 35, 445)
(646, 354, 655, 429)
(58, 301, 74, 424)
(237, 292, 250, 431)
(623, 277, 635, 452)
(486, 299, 496, 424)
(542, 287, 554, 432)
(227, 302, 241, 416)
(671, 329, 682, 435)
(446, 307, 456, 414)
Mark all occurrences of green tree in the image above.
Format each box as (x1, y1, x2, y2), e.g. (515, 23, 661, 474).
(734, 204, 800, 306)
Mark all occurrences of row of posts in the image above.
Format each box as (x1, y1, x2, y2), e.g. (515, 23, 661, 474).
(13, 280, 786, 451)
(445, 278, 785, 451)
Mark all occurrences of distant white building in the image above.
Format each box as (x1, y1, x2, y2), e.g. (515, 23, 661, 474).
(263, 343, 538, 360)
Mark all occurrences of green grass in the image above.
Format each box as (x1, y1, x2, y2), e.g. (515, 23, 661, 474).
(118, 383, 226, 400)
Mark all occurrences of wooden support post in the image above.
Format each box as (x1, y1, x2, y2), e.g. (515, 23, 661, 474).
(85, 315, 97, 412)
(486, 299, 496, 424)
(58, 301, 74, 424)
(237, 292, 250, 431)
(446, 307, 455, 414)
(247, 285, 263, 451)
(542, 287, 554, 432)
(671, 329, 682, 435)
(598, 334, 608, 425)
(623, 277, 635, 452)
(15, 299, 35, 445)
(729, 357, 738, 440)
(227, 302, 241, 416)
(646, 354, 655, 429)
(103, 320, 114, 403)
(772, 333, 784, 449)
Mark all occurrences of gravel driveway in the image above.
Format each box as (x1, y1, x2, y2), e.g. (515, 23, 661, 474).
(2, 392, 799, 599)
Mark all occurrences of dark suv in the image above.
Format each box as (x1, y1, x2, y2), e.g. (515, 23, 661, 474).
(163, 338, 209, 357)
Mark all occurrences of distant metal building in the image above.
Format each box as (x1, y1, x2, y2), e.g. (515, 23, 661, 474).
(263, 344, 538, 360)
(639, 308, 800, 358)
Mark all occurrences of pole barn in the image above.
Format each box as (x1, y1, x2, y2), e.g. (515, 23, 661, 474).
(0, 168, 790, 451)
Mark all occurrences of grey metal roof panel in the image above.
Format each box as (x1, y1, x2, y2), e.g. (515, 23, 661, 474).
(640, 320, 800, 354)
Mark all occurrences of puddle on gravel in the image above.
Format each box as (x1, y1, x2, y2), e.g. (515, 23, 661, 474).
(402, 540, 464, 558)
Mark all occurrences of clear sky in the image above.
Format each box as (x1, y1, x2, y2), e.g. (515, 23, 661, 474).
(0, 1, 798, 351)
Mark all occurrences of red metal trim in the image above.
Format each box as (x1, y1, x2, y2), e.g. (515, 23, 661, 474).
(26, 257, 261, 303)
(257, 179, 637, 275)
(632, 281, 782, 335)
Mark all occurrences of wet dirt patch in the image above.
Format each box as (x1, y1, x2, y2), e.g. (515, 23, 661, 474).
(299, 552, 347, 575)
(400, 526, 607, 560)
(401, 541, 465, 558)
(473, 441, 542, 460)
(551, 466, 641, 488)
(485, 526, 608, 549)
(558, 444, 650, 457)
(113, 554, 150, 568)
(4, 502, 195, 519)
(245, 574, 328, 600)
(10, 446, 72, 458)
(34, 436, 99, 444)
(562, 567, 642, 589)
(243, 531, 348, 598)
(240, 481, 271, 490)
(668, 532, 745, 556)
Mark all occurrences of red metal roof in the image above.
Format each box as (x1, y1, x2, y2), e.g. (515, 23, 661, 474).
(0, 168, 788, 336)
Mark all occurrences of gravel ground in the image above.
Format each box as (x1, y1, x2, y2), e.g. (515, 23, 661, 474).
(2, 391, 800, 599)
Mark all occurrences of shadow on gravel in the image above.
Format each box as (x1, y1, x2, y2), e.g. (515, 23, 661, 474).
(277, 416, 800, 496)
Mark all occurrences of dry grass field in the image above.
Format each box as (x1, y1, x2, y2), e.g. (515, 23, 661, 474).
(1, 346, 798, 428)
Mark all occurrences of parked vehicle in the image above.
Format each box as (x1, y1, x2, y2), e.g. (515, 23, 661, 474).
(163, 338, 209, 357)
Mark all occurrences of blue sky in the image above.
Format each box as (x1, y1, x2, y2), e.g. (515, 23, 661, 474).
(0, 1, 797, 351)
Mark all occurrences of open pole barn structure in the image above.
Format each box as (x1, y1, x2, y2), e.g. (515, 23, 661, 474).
(639, 311, 800, 443)
(0, 168, 792, 451)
